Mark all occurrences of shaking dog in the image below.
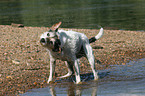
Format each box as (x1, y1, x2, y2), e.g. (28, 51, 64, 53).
(40, 22, 103, 84)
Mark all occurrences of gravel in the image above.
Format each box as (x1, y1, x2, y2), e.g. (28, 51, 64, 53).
(0, 25, 145, 95)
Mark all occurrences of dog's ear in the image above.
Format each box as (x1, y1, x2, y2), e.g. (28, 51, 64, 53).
(50, 22, 62, 32)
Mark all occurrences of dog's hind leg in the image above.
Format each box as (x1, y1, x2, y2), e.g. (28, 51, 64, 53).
(74, 58, 81, 84)
(58, 61, 74, 78)
(83, 41, 99, 80)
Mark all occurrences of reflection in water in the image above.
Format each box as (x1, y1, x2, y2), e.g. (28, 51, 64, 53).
(49, 85, 56, 96)
(48, 72, 106, 96)
(49, 81, 98, 96)
(20, 72, 109, 96)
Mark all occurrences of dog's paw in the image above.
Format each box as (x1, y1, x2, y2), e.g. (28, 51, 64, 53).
(77, 82, 83, 84)
(94, 74, 99, 81)
(47, 81, 55, 84)
(75, 81, 83, 85)
(94, 77, 99, 81)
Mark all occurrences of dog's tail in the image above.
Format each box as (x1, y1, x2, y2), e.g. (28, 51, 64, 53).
(89, 27, 104, 43)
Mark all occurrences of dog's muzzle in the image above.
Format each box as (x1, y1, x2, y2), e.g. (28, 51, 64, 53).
(40, 38, 62, 53)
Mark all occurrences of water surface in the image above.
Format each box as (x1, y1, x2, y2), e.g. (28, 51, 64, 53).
(0, 0, 145, 30)
(20, 58, 145, 96)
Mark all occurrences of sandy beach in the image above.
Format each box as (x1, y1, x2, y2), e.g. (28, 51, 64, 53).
(0, 25, 145, 95)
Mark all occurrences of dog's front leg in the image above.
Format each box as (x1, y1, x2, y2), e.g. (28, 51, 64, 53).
(47, 57, 56, 84)
(74, 59, 81, 84)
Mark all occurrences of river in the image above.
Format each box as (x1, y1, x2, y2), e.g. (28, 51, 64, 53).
(0, 0, 145, 31)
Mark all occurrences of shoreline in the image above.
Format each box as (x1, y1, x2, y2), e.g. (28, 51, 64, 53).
(0, 25, 145, 95)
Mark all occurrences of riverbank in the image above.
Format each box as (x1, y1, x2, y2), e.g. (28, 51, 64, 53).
(0, 25, 145, 95)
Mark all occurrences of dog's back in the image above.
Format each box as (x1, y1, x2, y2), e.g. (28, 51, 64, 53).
(58, 29, 88, 54)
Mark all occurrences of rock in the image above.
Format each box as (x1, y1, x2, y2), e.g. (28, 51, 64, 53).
(6, 76, 13, 79)
(12, 60, 20, 65)
(11, 23, 24, 27)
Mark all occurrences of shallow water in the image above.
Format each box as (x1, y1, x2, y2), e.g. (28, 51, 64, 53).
(20, 58, 145, 96)
(0, 0, 145, 31)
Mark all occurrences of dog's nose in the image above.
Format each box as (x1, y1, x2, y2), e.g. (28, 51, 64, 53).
(40, 38, 45, 43)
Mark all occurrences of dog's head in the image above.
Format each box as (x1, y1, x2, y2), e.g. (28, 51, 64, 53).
(40, 22, 61, 52)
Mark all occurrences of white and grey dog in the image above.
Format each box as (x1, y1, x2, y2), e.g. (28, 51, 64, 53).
(40, 22, 104, 84)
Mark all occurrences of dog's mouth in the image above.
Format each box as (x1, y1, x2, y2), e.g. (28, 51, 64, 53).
(52, 39, 61, 53)
(52, 47, 61, 52)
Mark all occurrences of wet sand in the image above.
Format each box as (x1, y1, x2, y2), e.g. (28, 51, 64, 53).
(0, 25, 145, 95)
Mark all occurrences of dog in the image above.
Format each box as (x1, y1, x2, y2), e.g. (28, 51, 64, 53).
(40, 22, 104, 84)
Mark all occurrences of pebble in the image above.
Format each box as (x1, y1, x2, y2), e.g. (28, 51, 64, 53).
(6, 76, 13, 79)
(12, 60, 20, 65)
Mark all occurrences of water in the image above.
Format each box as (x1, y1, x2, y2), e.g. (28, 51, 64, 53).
(0, 0, 145, 31)
(20, 58, 145, 96)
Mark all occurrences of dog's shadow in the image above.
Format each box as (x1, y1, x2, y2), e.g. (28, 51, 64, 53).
(55, 71, 110, 83)
(80, 71, 110, 82)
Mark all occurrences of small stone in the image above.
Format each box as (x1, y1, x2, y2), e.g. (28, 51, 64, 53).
(26, 62, 30, 66)
(4, 53, 8, 55)
(6, 76, 13, 79)
(33, 82, 37, 85)
(18, 91, 24, 94)
(11, 23, 24, 27)
(12, 60, 20, 65)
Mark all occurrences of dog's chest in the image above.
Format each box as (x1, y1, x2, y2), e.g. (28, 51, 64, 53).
(50, 51, 69, 61)
(49, 45, 79, 61)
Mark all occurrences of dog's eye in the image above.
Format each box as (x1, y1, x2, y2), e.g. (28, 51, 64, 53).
(48, 29, 53, 32)
(47, 33, 50, 37)
(49, 41, 53, 45)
